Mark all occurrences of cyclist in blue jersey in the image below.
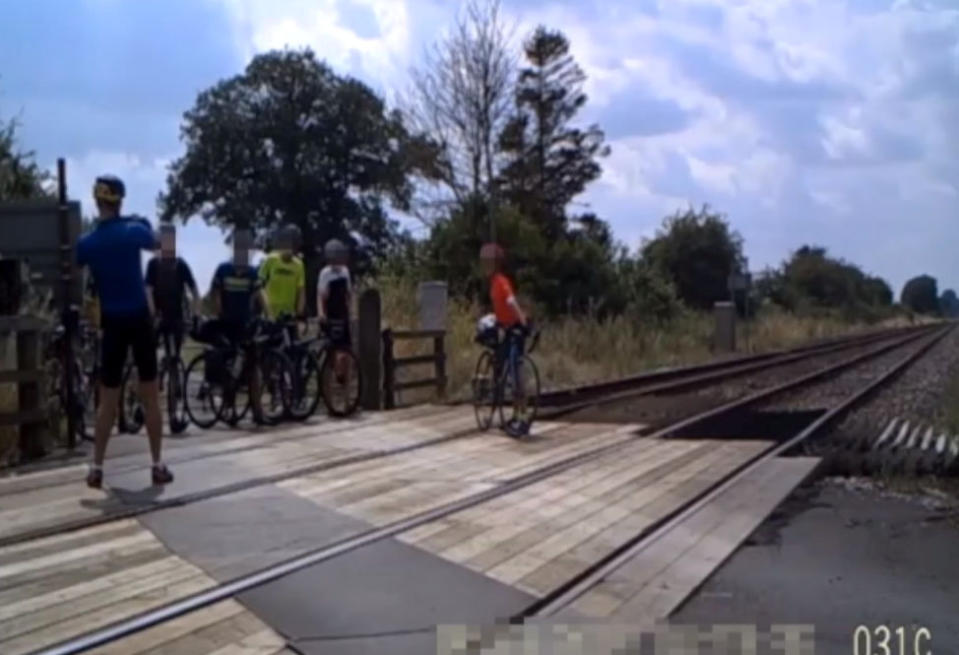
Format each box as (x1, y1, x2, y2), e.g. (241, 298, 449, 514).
(208, 227, 260, 342)
(75, 175, 173, 489)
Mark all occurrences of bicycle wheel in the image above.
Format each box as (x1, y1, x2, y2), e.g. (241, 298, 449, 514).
(80, 362, 97, 442)
(472, 350, 497, 431)
(165, 357, 189, 434)
(288, 350, 321, 421)
(254, 349, 294, 426)
(119, 361, 144, 434)
(221, 351, 251, 427)
(184, 353, 223, 429)
(318, 347, 361, 418)
(497, 354, 541, 431)
(70, 357, 95, 443)
(45, 356, 72, 444)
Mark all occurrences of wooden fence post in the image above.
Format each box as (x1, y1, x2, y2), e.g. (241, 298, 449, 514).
(17, 328, 44, 460)
(382, 328, 395, 410)
(357, 289, 382, 411)
(434, 333, 447, 399)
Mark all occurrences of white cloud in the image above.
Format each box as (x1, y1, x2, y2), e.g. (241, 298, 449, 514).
(70, 0, 958, 293)
(218, 0, 414, 95)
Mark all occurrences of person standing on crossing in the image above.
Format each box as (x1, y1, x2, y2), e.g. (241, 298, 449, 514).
(75, 175, 173, 489)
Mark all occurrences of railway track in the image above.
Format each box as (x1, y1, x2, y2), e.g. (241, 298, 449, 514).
(14, 323, 948, 655)
(0, 324, 931, 549)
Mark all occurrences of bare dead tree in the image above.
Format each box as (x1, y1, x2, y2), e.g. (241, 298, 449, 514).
(403, 0, 516, 234)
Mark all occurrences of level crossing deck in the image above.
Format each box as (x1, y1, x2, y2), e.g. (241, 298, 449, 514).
(0, 405, 818, 654)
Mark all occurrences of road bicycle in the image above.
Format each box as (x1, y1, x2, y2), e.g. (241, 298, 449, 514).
(184, 319, 293, 428)
(272, 317, 361, 419)
(43, 320, 96, 443)
(270, 316, 322, 421)
(119, 359, 144, 434)
(157, 321, 189, 434)
(117, 321, 190, 435)
(472, 322, 542, 437)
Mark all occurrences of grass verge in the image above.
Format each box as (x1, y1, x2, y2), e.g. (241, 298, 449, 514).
(367, 275, 921, 403)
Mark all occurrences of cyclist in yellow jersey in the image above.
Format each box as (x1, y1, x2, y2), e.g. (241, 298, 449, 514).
(259, 224, 305, 320)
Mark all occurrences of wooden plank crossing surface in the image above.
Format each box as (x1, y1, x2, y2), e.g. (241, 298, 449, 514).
(0, 403, 816, 654)
(395, 439, 773, 598)
(0, 405, 476, 542)
(565, 455, 821, 621)
(279, 422, 774, 599)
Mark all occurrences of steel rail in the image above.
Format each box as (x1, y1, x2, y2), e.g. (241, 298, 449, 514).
(2, 325, 934, 549)
(522, 324, 953, 619)
(535, 324, 927, 407)
(32, 325, 941, 655)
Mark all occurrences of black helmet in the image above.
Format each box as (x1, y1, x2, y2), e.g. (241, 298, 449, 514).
(93, 175, 125, 204)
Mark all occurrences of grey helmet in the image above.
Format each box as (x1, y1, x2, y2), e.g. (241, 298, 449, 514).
(324, 238, 347, 258)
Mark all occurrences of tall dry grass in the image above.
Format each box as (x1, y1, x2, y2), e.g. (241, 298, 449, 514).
(365, 275, 921, 403)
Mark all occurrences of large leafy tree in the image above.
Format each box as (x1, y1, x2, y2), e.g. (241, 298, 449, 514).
(0, 115, 50, 201)
(754, 245, 894, 320)
(498, 26, 609, 242)
(641, 206, 746, 311)
(901, 274, 939, 315)
(939, 289, 959, 318)
(159, 49, 428, 299)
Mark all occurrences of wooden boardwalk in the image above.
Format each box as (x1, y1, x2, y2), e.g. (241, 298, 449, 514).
(0, 405, 818, 654)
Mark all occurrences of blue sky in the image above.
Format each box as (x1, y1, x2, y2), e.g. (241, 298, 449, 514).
(2, 0, 956, 296)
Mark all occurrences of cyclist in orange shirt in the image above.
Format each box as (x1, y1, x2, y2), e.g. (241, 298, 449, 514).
(480, 243, 531, 436)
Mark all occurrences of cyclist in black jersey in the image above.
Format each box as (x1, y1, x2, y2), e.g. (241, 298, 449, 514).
(145, 223, 199, 360)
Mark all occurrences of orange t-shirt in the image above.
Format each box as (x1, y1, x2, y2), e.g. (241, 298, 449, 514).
(490, 273, 520, 326)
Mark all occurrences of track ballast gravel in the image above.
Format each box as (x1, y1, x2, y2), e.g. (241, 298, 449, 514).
(562, 333, 926, 427)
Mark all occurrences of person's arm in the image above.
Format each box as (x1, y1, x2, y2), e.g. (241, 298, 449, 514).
(295, 261, 305, 317)
(258, 258, 272, 319)
(316, 268, 329, 322)
(181, 260, 200, 315)
(501, 277, 527, 326)
(508, 295, 528, 326)
(132, 220, 159, 251)
(210, 266, 223, 318)
(249, 270, 263, 316)
(144, 259, 157, 318)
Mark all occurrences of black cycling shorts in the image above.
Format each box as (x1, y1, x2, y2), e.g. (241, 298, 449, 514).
(196, 319, 245, 349)
(157, 319, 184, 358)
(324, 319, 352, 349)
(100, 312, 158, 387)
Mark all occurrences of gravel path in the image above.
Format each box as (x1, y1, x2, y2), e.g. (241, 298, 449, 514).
(563, 333, 922, 427)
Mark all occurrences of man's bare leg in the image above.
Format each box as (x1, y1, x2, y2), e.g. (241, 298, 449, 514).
(138, 379, 163, 464)
(92, 386, 120, 467)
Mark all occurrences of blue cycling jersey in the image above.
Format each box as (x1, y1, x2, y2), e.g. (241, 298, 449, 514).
(76, 216, 157, 317)
(212, 262, 260, 324)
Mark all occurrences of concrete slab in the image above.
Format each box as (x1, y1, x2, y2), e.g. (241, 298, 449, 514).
(671, 480, 959, 655)
(139, 484, 371, 581)
(239, 537, 537, 653)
